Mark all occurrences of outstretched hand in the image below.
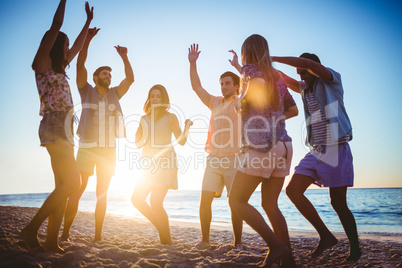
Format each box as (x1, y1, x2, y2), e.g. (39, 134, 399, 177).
(185, 119, 193, 127)
(188, 43, 201, 63)
(85, 2, 94, 22)
(87, 27, 100, 39)
(228, 50, 239, 67)
(115, 45, 128, 57)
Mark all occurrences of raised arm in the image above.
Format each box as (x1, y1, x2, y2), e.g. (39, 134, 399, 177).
(115, 46, 135, 98)
(188, 43, 211, 107)
(277, 70, 301, 94)
(272, 56, 332, 81)
(228, 50, 242, 73)
(169, 114, 193, 146)
(283, 84, 299, 119)
(32, 0, 67, 72)
(284, 105, 298, 120)
(66, 2, 93, 64)
(76, 27, 100, 89)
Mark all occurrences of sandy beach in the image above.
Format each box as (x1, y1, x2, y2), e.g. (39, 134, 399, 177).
(0, 205, 401, 267)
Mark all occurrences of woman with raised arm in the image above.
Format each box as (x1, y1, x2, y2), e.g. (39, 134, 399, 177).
(228, 34, 298, 267)
(21, 0, 93, 253)
(132, 85, 192, 245)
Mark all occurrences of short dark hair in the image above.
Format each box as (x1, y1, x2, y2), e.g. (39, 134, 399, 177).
(220, 71, 240, 95)
(220, 71, 240, 86)
(300, 53, 321, 64)
(93, 66, 112, 76)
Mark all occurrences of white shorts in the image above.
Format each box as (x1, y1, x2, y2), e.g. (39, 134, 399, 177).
(237, 141, 293, 179)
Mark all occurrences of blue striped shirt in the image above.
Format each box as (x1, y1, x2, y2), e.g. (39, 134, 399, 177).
(305, 91, 350, 146)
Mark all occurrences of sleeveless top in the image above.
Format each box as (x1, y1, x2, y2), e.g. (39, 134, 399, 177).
(77, 83, 125, 148)
(139, 112, 178, 190)
(35, 69, 73, 116)
(141, 113, 175, 158)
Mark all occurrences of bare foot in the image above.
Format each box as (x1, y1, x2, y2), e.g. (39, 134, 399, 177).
(261, 245, 289, 268)
(160, 235, 172, 245)
(94, 236, 102, 242)
(44, 243, 65, 254)
(20, 227, 44, 252)
(346, 248, 362, 262)
(280, 254, 298, 268)
(311, 235, 338, 257)
(60, 234, 70, 242)
(195, 241, 211, 250)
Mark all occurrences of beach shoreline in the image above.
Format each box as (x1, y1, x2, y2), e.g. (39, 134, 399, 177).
(169, 218, 402, 244)
(1, 205, 401, 267)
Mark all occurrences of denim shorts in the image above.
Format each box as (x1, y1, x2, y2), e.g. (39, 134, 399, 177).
(39, 111, 74, 146)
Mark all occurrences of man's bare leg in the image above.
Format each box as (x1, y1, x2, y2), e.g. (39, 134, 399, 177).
(330, 187, 361, 261)
(286, 174, 337, 256)
(94, 174, 112, 242)
(198, 191, 215, 248)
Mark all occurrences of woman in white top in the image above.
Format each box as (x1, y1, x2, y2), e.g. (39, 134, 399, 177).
(132, 84, 192, 245)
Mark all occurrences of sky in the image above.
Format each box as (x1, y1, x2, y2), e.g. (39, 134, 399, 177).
(0, 0, 401, 195)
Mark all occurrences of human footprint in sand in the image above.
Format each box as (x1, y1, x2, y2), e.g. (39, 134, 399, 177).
(272, 53, 362, 262)
(132, 85, 192, 245)
(21, 0, 93, 253)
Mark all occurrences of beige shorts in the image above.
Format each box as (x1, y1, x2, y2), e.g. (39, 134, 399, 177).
(237, 141, 292, 179)
(76, 147, 116, 177)
(202, 155, 238, 198)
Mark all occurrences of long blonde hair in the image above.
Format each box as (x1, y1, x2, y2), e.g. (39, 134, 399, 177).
(241, 34, 280, 110)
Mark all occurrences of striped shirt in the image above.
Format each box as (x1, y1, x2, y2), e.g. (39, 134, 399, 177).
(305, 91, 350, 146)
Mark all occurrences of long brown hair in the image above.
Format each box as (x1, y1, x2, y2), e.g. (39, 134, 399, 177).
(32, 31, 69, 75)
(143, 84, 171, 121)
(241, 34, 280, 110)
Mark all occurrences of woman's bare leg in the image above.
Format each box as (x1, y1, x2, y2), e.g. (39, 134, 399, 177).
(21, 141, 80, 252)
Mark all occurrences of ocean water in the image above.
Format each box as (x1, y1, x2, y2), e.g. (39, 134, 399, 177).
(0, 188, 401, 235)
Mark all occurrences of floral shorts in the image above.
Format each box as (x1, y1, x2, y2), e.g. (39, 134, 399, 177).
(39, 111, 74, 146)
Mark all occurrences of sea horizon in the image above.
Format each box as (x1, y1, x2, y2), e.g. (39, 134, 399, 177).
(2, 186, 401, 196)
(1, 187, 401, 236)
